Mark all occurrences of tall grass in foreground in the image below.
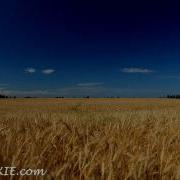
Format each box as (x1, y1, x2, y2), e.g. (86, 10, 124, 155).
(0, 99, 180, 179)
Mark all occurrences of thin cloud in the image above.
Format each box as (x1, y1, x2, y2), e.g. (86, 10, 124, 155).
(158, 75, 180, 79)
(1, 87, 166, 98)
(3, 89, 49, 97)
(53, 86, 106, 97)
(42, 69, 55, 75)
(24, 68, 36, 74)
(56, 87, 164, 98)
(0, 83, 8, 87)
(77, 82, 103, 87)
(121, 68, 154, 74)
(0, 84, 8, 94)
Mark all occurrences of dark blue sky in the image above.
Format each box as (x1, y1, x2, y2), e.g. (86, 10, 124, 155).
(1, 0, 180, 97)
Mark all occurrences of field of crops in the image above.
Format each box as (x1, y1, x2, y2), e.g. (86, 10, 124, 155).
(0, 98, 180, 179)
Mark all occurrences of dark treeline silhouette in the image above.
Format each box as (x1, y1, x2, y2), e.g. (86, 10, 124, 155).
(3, 94, 180, 99)
(56, 96, 64, 98)
(0, 94, 16, 99)
(24, 96, 37, 98)
(166, 94, 180, 99)
(0, 94, 8, 98)
(84, 96, 90, 99)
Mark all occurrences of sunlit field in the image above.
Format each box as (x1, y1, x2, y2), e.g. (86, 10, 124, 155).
(0, 98, 180, 179)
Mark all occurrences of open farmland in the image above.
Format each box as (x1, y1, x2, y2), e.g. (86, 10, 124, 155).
(0, 98, 180, 179)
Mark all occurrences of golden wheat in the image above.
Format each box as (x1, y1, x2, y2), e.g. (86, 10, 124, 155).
(0, 98, 179, 179)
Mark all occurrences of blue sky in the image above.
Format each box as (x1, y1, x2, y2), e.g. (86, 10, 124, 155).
(1, 1, 180, 97)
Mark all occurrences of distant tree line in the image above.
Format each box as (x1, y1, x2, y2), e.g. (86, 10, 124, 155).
(56, 96, 64, 98)
(166, 94, 180, 99)
(5, 94, 180, 99)
(0, 94, 16, 99)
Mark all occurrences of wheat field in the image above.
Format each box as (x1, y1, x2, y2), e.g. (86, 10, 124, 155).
(0, 98, 180, 179)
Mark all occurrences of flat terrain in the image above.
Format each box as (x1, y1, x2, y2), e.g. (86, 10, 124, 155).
(0, 98, 180, 179)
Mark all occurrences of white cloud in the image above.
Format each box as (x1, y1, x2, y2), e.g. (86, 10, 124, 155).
(158, 75, 180, 79)
(42, 69, 55, 75)
(0, 84, 8, 94)
(3, 89, 49, 97)
(0, 83, 8, 87)
(0, 87, 166, 98)
(77, 82, 103, 87)
(55, 86, 104, 97)
(121, 68, 154, 74)
(50, 87, 161, 97)
(24, 68, 36, 74)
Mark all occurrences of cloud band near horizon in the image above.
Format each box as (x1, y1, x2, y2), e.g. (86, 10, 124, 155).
(121, 68, 154, 74)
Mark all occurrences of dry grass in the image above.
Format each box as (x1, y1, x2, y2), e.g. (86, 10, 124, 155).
(0, 98, 180, 179)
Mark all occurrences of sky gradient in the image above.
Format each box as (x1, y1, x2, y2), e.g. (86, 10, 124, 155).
(1, 1, 180, 97)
